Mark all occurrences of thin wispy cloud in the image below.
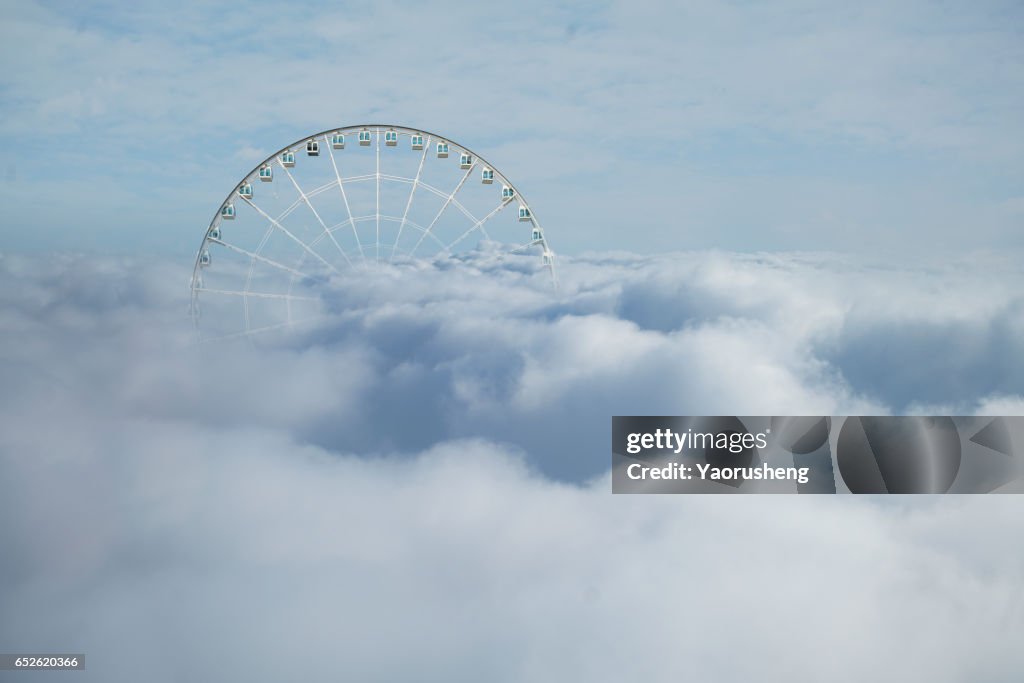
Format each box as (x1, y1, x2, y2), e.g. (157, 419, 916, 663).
(1, 0, 1022, 255)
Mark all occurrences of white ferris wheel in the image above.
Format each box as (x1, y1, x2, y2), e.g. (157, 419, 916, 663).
(190, 125, 556, 340)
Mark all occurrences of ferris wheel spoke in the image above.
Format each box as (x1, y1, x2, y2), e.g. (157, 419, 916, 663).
(444, 201, 511, 252)
(306, 178, 338, 199)
(280, 163, 354, 268)
(375, 126, 382, 263)
(209, 238, 320, 280)
(410, 162, 476, 257)
(324, 134, 368, 265)
(391, 134, 431, 263)
(241, 223, 279, 332)
(275, 196, 305, 223)
(242, 192, 341, 276)
(340, 173, 376, 183)
(201, 315, 325, 343)
(411, 181, 448, 201)
(194, 287, 319, 302)
(450, 198, 478, 225)
(313, 215, 447, 254)
(507, 239, 541, 254)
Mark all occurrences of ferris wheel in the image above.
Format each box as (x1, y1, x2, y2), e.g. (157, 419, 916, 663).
(190, 124, 556, 340)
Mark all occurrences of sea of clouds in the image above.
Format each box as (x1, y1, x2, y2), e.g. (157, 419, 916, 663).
(1, 249, 1023, 681)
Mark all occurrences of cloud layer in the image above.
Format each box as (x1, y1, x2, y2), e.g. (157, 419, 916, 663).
(3, 248, 1023, 478)
(1, 250, 1023, 681)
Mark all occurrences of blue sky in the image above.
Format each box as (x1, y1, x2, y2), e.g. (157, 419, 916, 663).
(1, 0, 1022, 257)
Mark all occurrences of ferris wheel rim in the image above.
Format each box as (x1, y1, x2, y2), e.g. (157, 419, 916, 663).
(190, 124, 556, 333)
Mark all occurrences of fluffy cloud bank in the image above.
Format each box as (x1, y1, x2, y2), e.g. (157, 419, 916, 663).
(1, 250, 1022, 681)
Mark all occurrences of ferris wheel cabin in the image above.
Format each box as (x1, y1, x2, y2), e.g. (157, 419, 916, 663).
(501, 185, 515, 201)
(481, 168, 494, 184)
(411, 134, 424, 150)
(331, 132, 345, 149)
(385, 129, 398, 146)
(436, 142, 449, 158)
(460, 153, 473, 169)
(358, 129, 371, 146)
(238, 183, 253, 199)
(208, 226, 221, 240)
(259, 165, 273, 181)
(518, 205, 531, 221)
(221, 203, 235, 219)
(306, 140, 319, 156)
(281, 150, 296, 167)
(200, 250, 211, 267)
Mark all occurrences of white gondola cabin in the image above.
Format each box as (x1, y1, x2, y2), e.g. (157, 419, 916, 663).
(411, 134, 424, 150)
(385, 130, 398, 146)
(221, 203, 236, 219)
(306, 139, 319, 156)
(501, 185, 515, 201)
(542, 250, 553, 266)
(331, 132, 345, 149)
(238, 183, 253, 199)
(358, 129, 371, 146)
(200, 250, 211, 267)
(281, 150, 296, 167)
(518, 205, 531, 221)
(259, 165, 273, 181)
(460, 153, 473, 169)
(208, 226, 221, 240)
(532, 228, 542, 241)
(481, 168, 494, 184)
(437, 142, 449, 158)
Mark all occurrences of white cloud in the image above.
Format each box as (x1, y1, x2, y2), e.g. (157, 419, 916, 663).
(2, 249, 1022, 475)
(1, 250, 1023, 680)
(2, 430, 1023, 681)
